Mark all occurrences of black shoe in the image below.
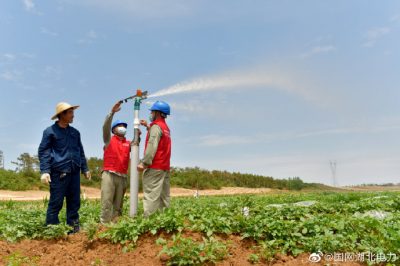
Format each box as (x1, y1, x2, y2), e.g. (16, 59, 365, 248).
(68, 224, 80, 235)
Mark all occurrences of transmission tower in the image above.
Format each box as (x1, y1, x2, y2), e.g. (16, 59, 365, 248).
(330, 160, 337, 187)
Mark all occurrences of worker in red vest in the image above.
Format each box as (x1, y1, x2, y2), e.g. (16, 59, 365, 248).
(100, 101, 131, 223)
(137, 101, 171, 217)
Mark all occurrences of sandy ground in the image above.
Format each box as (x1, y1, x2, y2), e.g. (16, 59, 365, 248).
(343, 185, 400, 191)
(0, 186, 273, 201)
(2, 185, 399, 201)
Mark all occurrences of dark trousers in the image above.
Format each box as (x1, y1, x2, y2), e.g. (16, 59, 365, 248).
(46, 169, 81, 226)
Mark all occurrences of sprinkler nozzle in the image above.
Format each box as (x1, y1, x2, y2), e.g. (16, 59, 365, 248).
(119, 89, 148, 104)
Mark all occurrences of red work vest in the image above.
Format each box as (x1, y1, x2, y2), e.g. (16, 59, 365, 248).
(144, 119, 171, 170)
(103, 135, 131, 175)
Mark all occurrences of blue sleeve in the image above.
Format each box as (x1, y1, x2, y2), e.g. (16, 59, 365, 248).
(38, 129, 52, 174)
(79, 133, 89, 173)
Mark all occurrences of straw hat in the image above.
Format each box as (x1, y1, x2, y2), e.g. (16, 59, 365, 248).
(51, 102, 80, 120)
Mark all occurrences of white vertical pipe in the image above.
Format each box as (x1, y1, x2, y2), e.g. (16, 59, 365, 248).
(130, 109, 140, 216)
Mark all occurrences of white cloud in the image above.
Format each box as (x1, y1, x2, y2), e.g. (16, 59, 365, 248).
(78, 30, 99, 44)
(40, 27, 58, 37)
(78, 78, 88, 87)
(66, 0, 195, 19)
(19, 99, 32, 104)
(42, 65, 62, 80)
(198, 135, 254, 146)
(0, 70, 21, 81)
(21, 0, 41, 14)
(44, 66, 60, 74)
(21, 53, 36, 59)
(1, 53, 36, 64)
(87, 30, 97, 39)
(299, 45, 336, 58)
(2, 53, 16, 61)
(363, 27, 391, 47)
(390, 14, 400, 22)
(18, 83, 36, 91)
(191, 124, 400, 147)
(22, 0, 35, 11)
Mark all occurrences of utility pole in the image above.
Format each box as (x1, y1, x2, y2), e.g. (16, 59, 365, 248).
(330, 160, 337, 187)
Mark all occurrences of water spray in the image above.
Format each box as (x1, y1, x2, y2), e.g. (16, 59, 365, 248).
(119, 89, 148, 217)
(147, 68, 328, 107)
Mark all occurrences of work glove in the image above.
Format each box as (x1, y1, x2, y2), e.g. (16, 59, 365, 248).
(41, 173, 51, 184)
(84, 171, 92, 180)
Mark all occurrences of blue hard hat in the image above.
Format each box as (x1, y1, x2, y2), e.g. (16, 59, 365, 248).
(149, 101, 171, 115)
(111, 120, 128, 132)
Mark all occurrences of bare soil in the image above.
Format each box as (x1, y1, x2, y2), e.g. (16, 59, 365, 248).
(0, 232, 364, 266)
(0, 186, 274, 201)
(343, 185, 400, 192)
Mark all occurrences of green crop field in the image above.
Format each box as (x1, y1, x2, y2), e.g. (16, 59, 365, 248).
(1, 192, 399, 265)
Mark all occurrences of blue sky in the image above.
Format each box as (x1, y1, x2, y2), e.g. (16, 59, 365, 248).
(0, 0, 399, 185)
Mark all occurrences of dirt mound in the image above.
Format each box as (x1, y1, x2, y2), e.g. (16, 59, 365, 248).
(0, 233, 161, 266)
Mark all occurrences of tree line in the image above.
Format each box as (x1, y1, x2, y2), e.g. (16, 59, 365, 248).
(0, 153, 312, 191)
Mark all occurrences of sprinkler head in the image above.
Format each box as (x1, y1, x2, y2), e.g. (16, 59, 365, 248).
(141, 90, 148, 100)
(119, 89, 148, 104)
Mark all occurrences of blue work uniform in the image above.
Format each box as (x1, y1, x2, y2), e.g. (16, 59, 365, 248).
(38, 122, 88, 226)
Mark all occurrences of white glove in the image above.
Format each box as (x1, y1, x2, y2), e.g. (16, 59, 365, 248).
(84, 171, 91, 180)
(41, 173, 51, 184)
